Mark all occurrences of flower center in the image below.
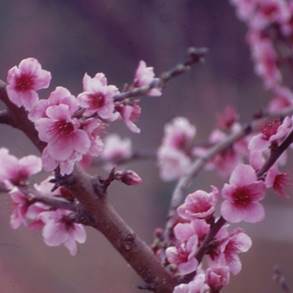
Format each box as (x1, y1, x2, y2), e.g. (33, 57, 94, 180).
(89, 93, 106, 109)
(261, 3, 278, 17)
(15, 74, 34, 92)
(190, 198, 211, 214)
(176, 248, 189, 263)
(232, 186, 252, 208)
(261, 119, 281, 140)
(11, 169, 29, 185)
(55, 120, 74, 136)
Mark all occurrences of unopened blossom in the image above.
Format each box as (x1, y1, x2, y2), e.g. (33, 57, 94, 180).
(116, 170, 143, 186)
(265, 166, 289, 197)
(158, 147, 191, 181)
(102, 134, 132, 164)
(206, 265, 230, 291)
(177, 186, 218, 220)
(0, 148, 41, 187)
(221, 164, 266, 223)
(133, 60, 161, 96)
(35, 104, 90, 175)
(217, 229, 252, 275)
(78, 73, 118, 120)
(163, 117, 196, 152)
(41, 209, 86, 256)
(166, 235, 198, 275)
(116, 103, 142, 133)
(6, 58, 51, 110)
(173, 272, 209, 293)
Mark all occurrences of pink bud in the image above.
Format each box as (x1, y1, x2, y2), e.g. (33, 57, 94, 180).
(119, 170, 142, 185)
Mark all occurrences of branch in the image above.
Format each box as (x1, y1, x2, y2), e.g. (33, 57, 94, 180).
(113, 47, 207, 102)
(273, 266, 291, 293)
(165, 106, 293, 238)
(0, 81, 176, 292)
(0, 110, 14, 126)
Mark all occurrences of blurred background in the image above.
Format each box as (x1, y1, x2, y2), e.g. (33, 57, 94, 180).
(0, 0, 292, 292)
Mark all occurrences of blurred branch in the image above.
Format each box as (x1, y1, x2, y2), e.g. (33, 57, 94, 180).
(164, 106, 293, 239)
(273, 266, 291, 293)
(114, 47, 207, 101)
(0, 80, 176, 292)
(0, 110, 13, 126)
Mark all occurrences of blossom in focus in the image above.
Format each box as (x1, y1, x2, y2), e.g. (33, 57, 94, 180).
(133, 60, 161, 96)
(6, 58, 51, 110)
(116, 103, 142, 133)
(41, 209, 86, 256)
(221, 164, 266, 223)
(206, 265, 230, 291)
(78, 73, 118, 120)
(177, 186, 218, 220)
(35, 103, 90, 175)
(173, 272, 209, 293)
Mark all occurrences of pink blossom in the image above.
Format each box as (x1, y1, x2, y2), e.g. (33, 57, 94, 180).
(158, 147, 191, 181)
(40, 209, 86, 255)
(174, 220, 210, 243)
(265, 166, 289, 197)
(102, 134, 132, 164)
(173, 272, 209, 293)
(268, 87, 293, 113)
(6, 58, 51, 110)
(177, 186, 218, 220)
(163, 117, 196, 152)
(78, 73, 118, 120)
(133, 60, 161, 96)
(206, 265, 230, 290)
(218, 229, 252, 275)
(9, 188, 31, 229)
(116, 103, 142, 133)
(221, 164, 266, 223)
(230, 0, 257, 22)
(116, 170, 143, 185)
(29, 86, 79, 121)
(249, 117, 293, 152)
(35, 104, 90, 175)
(166, 236, 198, 275)
(0, 148, 41, 187)
(217, 106, 239, 130)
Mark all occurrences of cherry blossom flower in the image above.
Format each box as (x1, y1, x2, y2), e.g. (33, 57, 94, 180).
(206, 265, 230, 291)
(6, 58, 51, 110)
(40, 209, 86, 256)
(221, 164, 266, 223)
(133, 60, 161, 96)
(116, 103, 142, 133)
(102, 134, 132, 164)
(265, 166, 289, 197)
(78, 73, 118, 120)
(29, 86, 78, 122)
(166, 235, 198, 275)
(158, 147, 191, 181)
(9, 188, 31, 229)
(173, 272, 209, 293)
(0, 148, 41, 187)
(177, 186, 218, 220)
(35, 104, 90, 175)
(217, 229, 252, 275)
(163, 117, 196, 152)
(217, 106, 239, 130)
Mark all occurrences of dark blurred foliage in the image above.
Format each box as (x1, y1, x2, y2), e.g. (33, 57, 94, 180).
(0, 1, 292, 292)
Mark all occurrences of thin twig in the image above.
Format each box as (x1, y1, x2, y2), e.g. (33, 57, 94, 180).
(113, 47, 207, 102)
(165, 106, 293, 239)
(273, 266, 291, 293)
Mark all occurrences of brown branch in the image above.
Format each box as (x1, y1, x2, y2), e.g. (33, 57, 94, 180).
(0, 81, 176, 292)
(165, 106, 293, 238)
(113, 47, 207, 102)
(273, 266, 291, 293)
(0, 110, 14, 126)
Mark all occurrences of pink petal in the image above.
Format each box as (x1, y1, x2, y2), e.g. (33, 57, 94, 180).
(248, 134, 269, 152)
(64, 238, 78, 256)
(42, 222, 68, 246)
(243, 202, 265, 223)
(230, 164, 257, 186)
(72, 130, 91, 154)
(19, 155, 42, 175)
(46, 104, 71, 121)
(221, 200, 245, 223)
(177, 258, 198, 275)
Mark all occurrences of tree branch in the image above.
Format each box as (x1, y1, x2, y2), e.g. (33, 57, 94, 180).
(0, 81, 176, 292)
(165, 106, 293, 238)
(113, 47, 207, 102)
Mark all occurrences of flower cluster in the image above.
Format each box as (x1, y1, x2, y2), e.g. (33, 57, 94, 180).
(231, 0, 293, 112)
(6, 58, 160, 175)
